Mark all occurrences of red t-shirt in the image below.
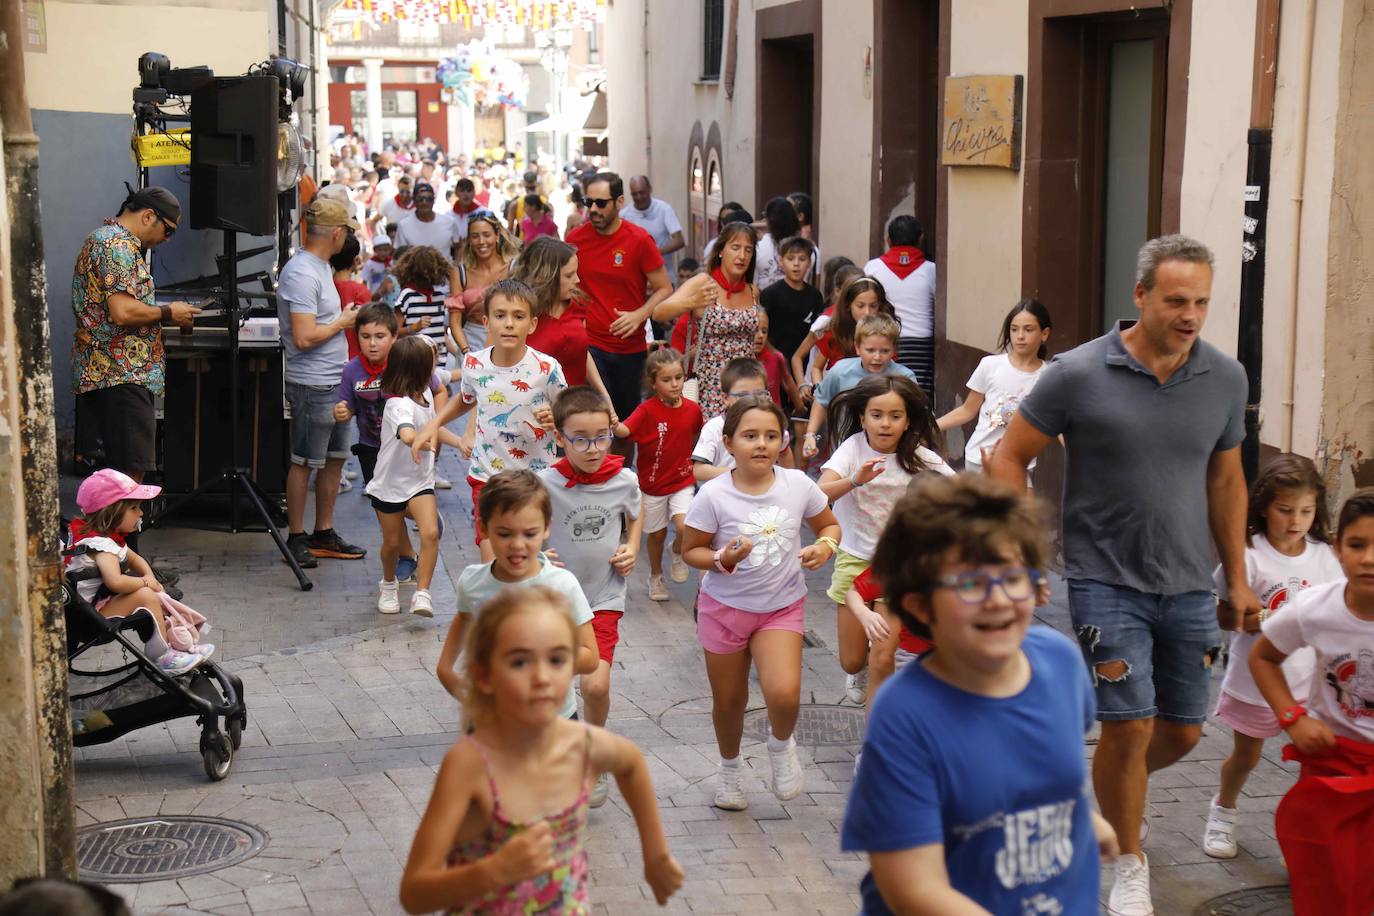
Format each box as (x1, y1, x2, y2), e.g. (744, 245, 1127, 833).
(526, 302, 590, 386)
(853, 567, 931, 656)
(622, 396, 703, 496)
(758, 345, 790, 405)
(334, 278, 372, 359)
(566, 219, 664, 355)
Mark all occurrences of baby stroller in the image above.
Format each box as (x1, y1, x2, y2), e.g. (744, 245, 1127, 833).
(61, 530, 247, 781)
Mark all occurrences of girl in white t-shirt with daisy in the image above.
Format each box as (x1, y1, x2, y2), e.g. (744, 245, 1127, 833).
(818, 375, 953, 706)
(682, 396, 840, 811)
(937, 299, 1053, 474)
(1200, 454, 1344, 858)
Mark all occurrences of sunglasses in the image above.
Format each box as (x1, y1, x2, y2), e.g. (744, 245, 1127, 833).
(586, 197, 616, 209)
(158, 216, 177, 238)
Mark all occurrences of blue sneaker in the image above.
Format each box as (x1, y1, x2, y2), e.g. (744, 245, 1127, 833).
(395, 555, 418, 584)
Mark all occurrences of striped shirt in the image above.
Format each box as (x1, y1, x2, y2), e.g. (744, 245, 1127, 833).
(396, 286, 447, 349)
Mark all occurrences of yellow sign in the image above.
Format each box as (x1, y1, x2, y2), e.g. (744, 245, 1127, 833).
(133, 130, 192, 167)
(942, 75, 1022, 170)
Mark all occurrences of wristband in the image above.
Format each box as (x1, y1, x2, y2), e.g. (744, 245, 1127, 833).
(1278, 704, 1307, 729)
(159, 305, 173, 323)
(713, 547, 736, 574)
(849, 473, 866, 488)
(814, 535, 839, 555)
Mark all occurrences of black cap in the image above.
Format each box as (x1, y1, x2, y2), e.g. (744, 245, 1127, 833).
(119, 182, 181, 222)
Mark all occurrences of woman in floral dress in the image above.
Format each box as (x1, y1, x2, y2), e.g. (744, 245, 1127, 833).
(653, 222, 760, 418)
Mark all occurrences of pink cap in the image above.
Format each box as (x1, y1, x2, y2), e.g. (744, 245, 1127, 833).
(76, 468, 162, 514)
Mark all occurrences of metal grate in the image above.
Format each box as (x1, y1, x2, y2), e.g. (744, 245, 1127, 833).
(78, 816, 267, 883)
(1192, 886, 1292, 915)
(744, 704, 867, 747)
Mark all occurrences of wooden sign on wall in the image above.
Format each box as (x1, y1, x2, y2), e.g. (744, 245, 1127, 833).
(942, 75, 1023, 170)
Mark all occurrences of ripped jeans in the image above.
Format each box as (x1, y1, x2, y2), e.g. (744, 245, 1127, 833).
(1066, 579, 1221, 725)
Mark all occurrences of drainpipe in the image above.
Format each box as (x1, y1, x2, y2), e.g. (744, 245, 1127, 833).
(0, 0, 78, 878)
(642, 0, 652, 176)
(1281, 0, 1318, 452)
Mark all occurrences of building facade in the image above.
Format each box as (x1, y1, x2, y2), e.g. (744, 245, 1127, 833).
(609, 0, 1373, 504)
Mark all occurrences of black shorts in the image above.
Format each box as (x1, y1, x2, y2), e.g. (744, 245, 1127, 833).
(352, 443, 380, 485)
(78, 383, 157, 474)
(370, 488, 434, 515)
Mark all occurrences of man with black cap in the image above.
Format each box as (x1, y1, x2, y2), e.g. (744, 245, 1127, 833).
(276, 197, 368, 568)
(392, 181, 461, 292)
(72, 185, 200, 484)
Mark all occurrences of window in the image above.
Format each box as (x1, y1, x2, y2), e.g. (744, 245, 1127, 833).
(350, 89, 418, 144)
(706, 153, 724, 242)
(702, 0, 724, 80)
(689, 148, 706, 256)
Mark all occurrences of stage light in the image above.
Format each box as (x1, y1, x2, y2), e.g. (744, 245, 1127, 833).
(266, 57, 308, 101)
(139, 52, 170, 89)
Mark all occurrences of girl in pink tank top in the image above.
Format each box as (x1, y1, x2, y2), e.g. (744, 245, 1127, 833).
(399, 586, 684, 915)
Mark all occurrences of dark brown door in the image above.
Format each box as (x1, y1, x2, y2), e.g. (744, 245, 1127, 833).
(756, 35, 814, 209)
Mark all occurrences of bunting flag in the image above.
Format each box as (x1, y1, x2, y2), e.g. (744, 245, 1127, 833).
(332, 0, 605, 30)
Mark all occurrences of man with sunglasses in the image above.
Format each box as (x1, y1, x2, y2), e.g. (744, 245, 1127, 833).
(72, 185, 199, 484)
(393, 181, 462, 295)
(566, 172, 673, 441)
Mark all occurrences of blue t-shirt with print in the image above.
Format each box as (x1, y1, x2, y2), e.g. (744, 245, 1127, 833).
(842, 626, 1099, 915)
(814, 356, 916, 406)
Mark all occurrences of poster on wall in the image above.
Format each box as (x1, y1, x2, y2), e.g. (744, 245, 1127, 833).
(942, 75, 1023, 170)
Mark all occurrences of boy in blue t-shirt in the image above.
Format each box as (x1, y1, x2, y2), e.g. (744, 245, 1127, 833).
(841, 473, 1118, 915)
(801, 313, 915, 459)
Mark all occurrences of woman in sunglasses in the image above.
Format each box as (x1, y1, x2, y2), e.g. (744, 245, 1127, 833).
(452, 211, 520, 357)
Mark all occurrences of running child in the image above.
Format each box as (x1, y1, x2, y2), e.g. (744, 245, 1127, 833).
(936, 299, 1053, 473)
(363, 335, 451, 617)
(540, 386, 644, 807)
(802, 314, 916, 459)
(818, 376, 952, 705)
(844, 565, 931, 700)
(412, 279, 565, 561)
(791, 271, 883, 395)
(692, 357, 794, 483)
(681, 396, 840, 808)
(842, 473, 1118, 914)
(614, 348, 703, 602)
(401, 586, 683, 914)
(436, 470, 599, 711)
(393, 245, 452, 352)
(66, 469, 212, 675)
(334, 305, 447, 585)
(1199, 454, 1343, 858)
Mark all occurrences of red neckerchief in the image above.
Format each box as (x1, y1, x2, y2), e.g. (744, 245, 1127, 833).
(411, 287, 435, 303)
(711, 267, 747, 296)
(370, 254, 392, 267)
(879, 246, 926, 280)
(552, 454, 625, 488)
(69, 517, 126, 547)
(455, 200, 481, 215)
(360, 355, 387, 385)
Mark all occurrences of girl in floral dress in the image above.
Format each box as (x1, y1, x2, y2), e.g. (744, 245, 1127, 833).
(681, 396, 841, 811)
(653, 222, 760, 417)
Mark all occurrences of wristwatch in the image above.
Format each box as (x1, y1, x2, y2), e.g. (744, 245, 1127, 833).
(1279, 704, 1307, 729)
(159, 304, 173, 323)
(713, 547, 736, 574)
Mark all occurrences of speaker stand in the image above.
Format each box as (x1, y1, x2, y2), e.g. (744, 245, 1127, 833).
(152, 229, 313, 591)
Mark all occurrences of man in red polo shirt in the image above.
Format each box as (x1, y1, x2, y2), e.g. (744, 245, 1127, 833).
(566, 172, 672, 435)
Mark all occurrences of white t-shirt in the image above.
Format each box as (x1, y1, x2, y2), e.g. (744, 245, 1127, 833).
(459, 346, 566, 481)
(863, 257, 936, 338)
(365, 391, 436, 503)
(823, 433, 953, 561)
(379, 196, 416, 227)
(1212, 535, 1343, 707)
(684, 468, 829, 612)
(622, 197, 683, 271)
(1262, 578, 1374, 742)
(394, 213, 458, 267)
(65, 536, 127, 603)
(962, 353, 1048, 469)
(691, 414, 790, 470)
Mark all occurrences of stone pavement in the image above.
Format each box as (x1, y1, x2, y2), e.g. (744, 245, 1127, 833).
(66, 452, 1298, 915)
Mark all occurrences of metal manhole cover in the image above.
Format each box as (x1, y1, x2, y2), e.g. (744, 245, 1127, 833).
(78, 816, 268, 883)
(744, 703, 866, 746)
(1192, 885, 1292, 915)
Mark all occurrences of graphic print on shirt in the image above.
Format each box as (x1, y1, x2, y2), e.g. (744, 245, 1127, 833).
(1260, 574, 1312, 613)
(460, 346, 565, 480)
(562, 505, 612, 541)
(647, 421, 668, 483)
(983, 393, 1026, 432)
(1327, 649, 1374, 721)
(740, 505, 794, 568)
(944, 799, 1078, 895)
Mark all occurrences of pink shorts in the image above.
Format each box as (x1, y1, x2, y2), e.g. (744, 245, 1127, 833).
(696, 591, 806, 654)
(1214, 690, 1282, 739)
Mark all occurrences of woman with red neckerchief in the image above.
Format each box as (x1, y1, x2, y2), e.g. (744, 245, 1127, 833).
(653, 222, 760, 418)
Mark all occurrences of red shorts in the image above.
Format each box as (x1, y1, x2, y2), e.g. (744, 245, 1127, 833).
(591, 610, 623, 664)
(468, 475, 486, 544)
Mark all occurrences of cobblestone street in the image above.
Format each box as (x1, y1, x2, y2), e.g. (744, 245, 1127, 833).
(66, 452, 1298, 915)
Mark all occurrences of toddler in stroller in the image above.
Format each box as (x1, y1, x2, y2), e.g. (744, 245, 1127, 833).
(66, 469, 212, 676)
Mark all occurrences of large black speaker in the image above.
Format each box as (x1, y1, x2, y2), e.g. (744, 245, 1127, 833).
(190, 75, 279, 235)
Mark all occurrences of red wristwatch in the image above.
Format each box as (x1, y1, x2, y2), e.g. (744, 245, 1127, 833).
(1279, 704, 1307, 729)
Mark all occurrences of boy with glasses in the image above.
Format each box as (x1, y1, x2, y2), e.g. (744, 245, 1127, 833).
(692, 357, 793, 482)
(538, 386, 643, 807)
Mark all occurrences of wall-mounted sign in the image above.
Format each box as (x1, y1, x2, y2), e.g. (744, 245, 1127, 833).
(942, 75, 1023, 170)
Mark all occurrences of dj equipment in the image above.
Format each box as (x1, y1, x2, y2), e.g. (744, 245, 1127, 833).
(190, 76, 280, 235)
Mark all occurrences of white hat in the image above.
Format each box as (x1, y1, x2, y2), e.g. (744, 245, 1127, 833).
(372, 229, 393, 248)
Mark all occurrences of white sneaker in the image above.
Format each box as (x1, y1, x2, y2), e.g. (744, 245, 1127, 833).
(343, 469, 359, 481)
(669, 549, 689, 583)
(648, 574, 669, 601)
(1108, 853, 1154, 915)
(844, 670, 868, 705)
(714, 761, 747, 811)
(768, 737, 804, 801)
(377, 579, 400, 614)
(338, 476, 353, 493)
(156, 649, 204, 676)
(1202, 799, 1238, 859)
(435, 476, 453, 489)
(589, 772, 610, 808)
(410, 588, 434, 618)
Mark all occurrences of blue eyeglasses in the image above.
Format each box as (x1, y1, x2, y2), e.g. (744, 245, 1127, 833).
(931, 567, 1043, 604)
(562, 430, 614, 453)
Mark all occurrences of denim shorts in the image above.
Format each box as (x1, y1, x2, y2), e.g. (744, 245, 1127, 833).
(1066, 579, 1222, 725)
(286, 381, 350, 468)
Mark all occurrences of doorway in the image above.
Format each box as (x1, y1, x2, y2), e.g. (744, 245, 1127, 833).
(755, 0, 820, 219)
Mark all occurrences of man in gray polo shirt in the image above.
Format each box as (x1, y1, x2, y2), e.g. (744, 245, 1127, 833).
(990, 235, 1258, 916)
(277, 197, 367, 569)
